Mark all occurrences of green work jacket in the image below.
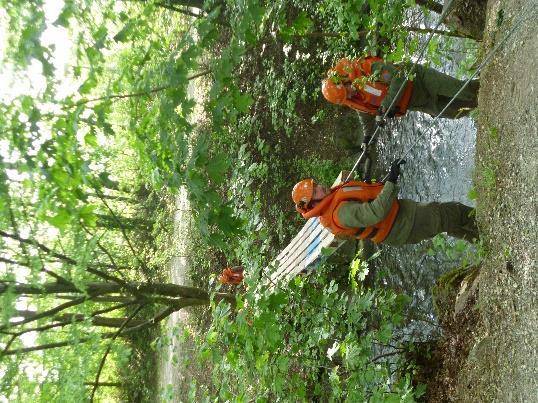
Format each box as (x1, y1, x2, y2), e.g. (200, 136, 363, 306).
(336, 181, 418, 246)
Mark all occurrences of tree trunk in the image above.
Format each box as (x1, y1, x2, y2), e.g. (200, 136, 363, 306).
(1, 281, 235, 304)
(296, 26, 472, 41)
(167, 0, 205, 8)
(124, 0, 208, 9)
(415, 0, 443, 14)
(56, 295, 138, 303)
(87, 192, 135, 203)
(54, 313, 146, 328)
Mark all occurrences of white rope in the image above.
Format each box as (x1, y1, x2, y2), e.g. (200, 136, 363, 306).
(344, 0, 456, 182)
(380, 4, 538, 181)
(269, 3, 536, 291)
(347, 2, 537, 183)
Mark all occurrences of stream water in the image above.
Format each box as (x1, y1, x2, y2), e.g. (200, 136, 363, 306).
(376, 106, 476, 340)
(155, 116, 476, 400)
(156, 189, 193, 402)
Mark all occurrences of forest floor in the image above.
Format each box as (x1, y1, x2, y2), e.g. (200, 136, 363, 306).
(452, 0, 538, 400)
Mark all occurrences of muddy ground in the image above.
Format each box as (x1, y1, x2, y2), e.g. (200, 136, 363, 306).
(453, 0, 537, 401)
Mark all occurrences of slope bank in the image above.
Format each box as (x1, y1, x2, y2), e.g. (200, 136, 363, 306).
(456, 0, 538, 400)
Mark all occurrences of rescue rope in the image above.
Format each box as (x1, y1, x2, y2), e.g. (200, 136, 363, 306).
(346, 2, 537, 183)
(381, 4, 538, 181)
(344, 0, 457, 182)
(267, 1, 460, 291)
(268, 3, 536, 292)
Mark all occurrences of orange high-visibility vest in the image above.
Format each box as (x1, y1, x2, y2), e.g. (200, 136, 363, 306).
(331, 57, 414, 116)
(302, 181, 399, 244)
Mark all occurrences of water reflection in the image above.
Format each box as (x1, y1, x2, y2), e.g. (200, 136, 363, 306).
(376, 110, 476, 339)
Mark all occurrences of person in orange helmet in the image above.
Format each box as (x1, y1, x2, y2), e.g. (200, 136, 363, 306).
(322, 56, 479, 123)
(219, 266, 244, 285)
(292, 161, 478, 246)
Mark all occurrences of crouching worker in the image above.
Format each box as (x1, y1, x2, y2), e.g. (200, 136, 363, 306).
(292, 162, 478, 246)
(219, 266, 244, 285)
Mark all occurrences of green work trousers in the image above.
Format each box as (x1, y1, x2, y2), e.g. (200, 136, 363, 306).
(405, 201, 479, 244)
(409, 65, 479, 118)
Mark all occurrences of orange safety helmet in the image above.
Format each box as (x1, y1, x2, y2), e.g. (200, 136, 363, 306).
(219, 266, 244, 285)
(322, 79, 347, 105)
(292, 178, 315, 213)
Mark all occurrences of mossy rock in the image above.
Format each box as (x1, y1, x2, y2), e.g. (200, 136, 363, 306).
(443, 0, 488, 40)
(432, 265, 480, 325)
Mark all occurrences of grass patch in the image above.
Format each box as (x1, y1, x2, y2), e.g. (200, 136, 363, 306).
(480, 161, 498, 189)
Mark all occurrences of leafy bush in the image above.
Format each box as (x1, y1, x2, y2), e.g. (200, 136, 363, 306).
(191, 261, 421, 401)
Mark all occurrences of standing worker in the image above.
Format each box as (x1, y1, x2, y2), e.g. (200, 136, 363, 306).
(322, 56, 479, 122)
(292, 161, 478, 246)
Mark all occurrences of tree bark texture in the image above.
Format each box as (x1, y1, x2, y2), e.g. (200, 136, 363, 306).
(0, 281, 234, 303)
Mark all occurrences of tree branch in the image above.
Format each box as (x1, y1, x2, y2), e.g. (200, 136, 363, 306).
(0, 296, 91, 331)
(2, 302, 137, 337)
(415, 0, 443, 14)
(155, 2, 203, 17)
(84, 382, 121, 387)
(2, 301, 186, 356)
(89, 184, 148, 273)
(0, 302, 139, 360)
(0, 334, 18, 358)
(81, 224, 125, 280)
(372, 350, 401, 362)
(118, 305, 176, 334)
(90, 304, 144, 402)
(0, 256, 73, 286)
(401, 26, 475, 39)
(292, 26, 473, 41)
(57, 295, 138, 304)
(72, 70, 210, 106)
(0, 230, 143, 296)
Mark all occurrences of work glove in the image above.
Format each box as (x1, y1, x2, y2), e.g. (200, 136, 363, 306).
(376, 106, 397, 126)
(375, 109, 386, 128)
(360, 135, 372, 152)
(385, 108, 396, 118)
(387, 159, 406, 183)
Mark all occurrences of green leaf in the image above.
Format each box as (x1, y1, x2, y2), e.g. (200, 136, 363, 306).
(79, 75, 97, 95)
(97, 172, 119, 190)
(468, 187, 478, 200)
(292, 12, 314, 35)
(268, 292, 287, 309)
(205, 153, 230, 184)
(79, 205, 97, 227)
(113, 22, 134, 43)
(234, 93, 253, 113)
(255, 351, 269, 370)
(207, 331, 219, 345)
(320, 246, 335, 256)
(84, 133, 98, 147)
(47, 209, 72, 229)
(54, 3, 73, 28)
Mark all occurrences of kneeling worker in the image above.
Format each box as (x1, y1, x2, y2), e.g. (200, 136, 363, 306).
(292, 162, 478, 246)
